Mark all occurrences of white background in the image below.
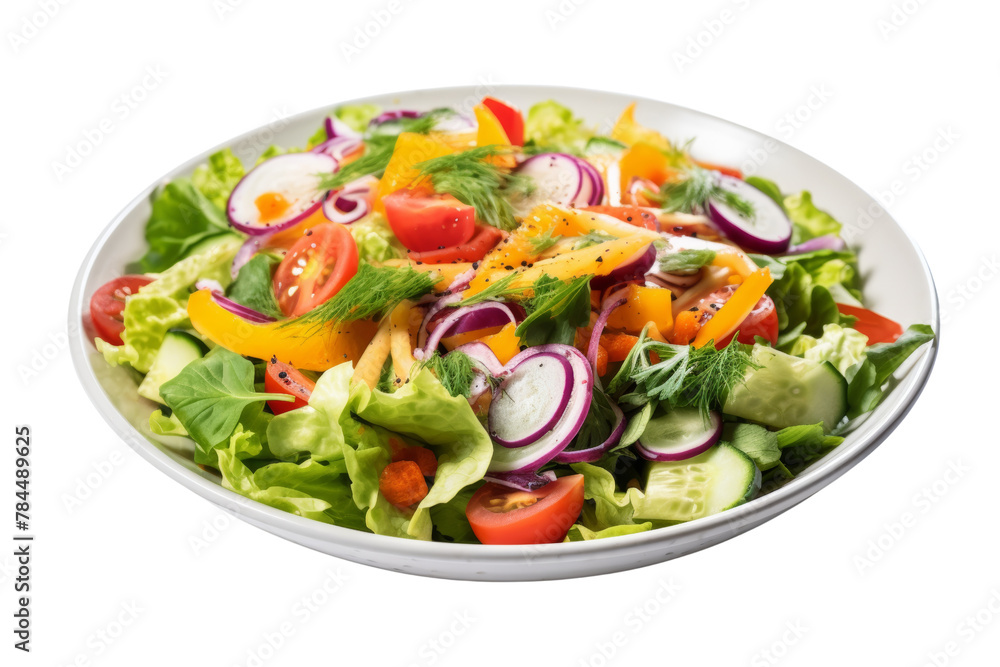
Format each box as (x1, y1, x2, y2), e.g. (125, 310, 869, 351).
(3, 0, 998, 665)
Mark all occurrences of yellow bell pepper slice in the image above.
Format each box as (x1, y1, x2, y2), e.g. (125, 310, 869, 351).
(619, 142, 675, 192)
(692, 267, 773, 349)
(186, 289, 378, 371)
(479, 322, 522, 365)
(474, 104, 516, 168)
(380, 258, 472, 292)
(374, 133, 455, 213)
(606, 285, 674, 337)
(610, 102, 672, 151)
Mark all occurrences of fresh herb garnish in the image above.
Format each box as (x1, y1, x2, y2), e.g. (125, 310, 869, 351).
(658, 248, 716, 275)
(514, 274, 593, 346)
(415, 146, 535, 232)
(608, 324, 757, 417)
(419, 350, 477, 399)
(647, 165, 755, 219)
(227, 254, 284, 319)
(294, 263, 436, 326)
(453, 272, 528, 307)
(159, 348, 292, 447)
(528, 228, 561, 254)
(572, 230, 617, 250)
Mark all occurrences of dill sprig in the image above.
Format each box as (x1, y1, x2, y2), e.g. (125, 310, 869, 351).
(453, 272, 528, 307)
(415, 145, 535, 232)
(419, 350, 477, 398)
(318, 110, 449, 190)
(292, 263, 436, 326)
(646, 165, 755, 220)
(608, 324, 757, 417)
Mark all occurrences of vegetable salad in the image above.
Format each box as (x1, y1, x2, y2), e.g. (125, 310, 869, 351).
(90, 97, 934, 545)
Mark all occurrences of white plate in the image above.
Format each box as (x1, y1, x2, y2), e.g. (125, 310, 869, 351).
(69, 85, 938, 581)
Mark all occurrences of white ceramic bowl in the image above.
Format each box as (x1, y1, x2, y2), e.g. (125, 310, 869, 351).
(69, 85, 938, 581)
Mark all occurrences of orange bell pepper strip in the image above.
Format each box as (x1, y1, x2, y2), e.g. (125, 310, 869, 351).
(374, 133, 454, 213)
(600, 333, 640, 362)
(478, 322, 522, 365)
(692, 267, 773, 349)
(606, 284, 674, 337)
(619, 142, 676, 192)
(669, 310, 702, 345)
(186, 289, 378, 372)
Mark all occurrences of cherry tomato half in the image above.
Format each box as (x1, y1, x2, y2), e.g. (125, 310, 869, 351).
(836, 303, 903, 344)
(693, 286, 779, 347)
(383, 189, 476, 253)
(466, 475, 585, 545)
(273, 222, 359, 318)
(584, 205, 660, 232)
(89, 275, 155, 345)
(405, 225, 505, 264)
(481, 97, 525, 146)
(264, 357, 315, 414)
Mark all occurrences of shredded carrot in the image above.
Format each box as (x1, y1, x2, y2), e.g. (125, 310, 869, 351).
(670, 310, 701, 345)
(392, 446, 438, 477)
(601, 333, 640, 362)
(596, 345, 608, 377)
(351, 318, 392, 389)
(379, 460, 428, 507)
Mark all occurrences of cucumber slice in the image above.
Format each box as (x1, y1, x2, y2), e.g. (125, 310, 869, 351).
(137, 331, 205, 403)
(724, 346, 848, 432)
(633, 443, 760, 522)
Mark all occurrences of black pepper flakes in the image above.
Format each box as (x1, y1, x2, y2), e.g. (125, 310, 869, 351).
(278, 371, 288, 379)
(596, 256, 604, 263)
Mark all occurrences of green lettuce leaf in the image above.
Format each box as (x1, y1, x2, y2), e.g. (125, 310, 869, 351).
(335, 104, 381, 133)
(191, 148, 245, 210)
(744, 176, 785, 209)
(349, 215, 403, 264)
(565, 522, 652, 542)
(845, 324, 935, 418)
(139, 180, 237, 272)
(524, 100, 594, 154)
(787, 323, 869, 374)
(97, 236, 241, 372)
(227, 254, 283, 320)
(570, 462, 645, 530)
(784, 191, 842, 245)
(430, 485, 481, 543)
(725, 423, 780, 471)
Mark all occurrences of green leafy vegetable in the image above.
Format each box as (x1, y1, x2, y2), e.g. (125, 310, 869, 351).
(348, 215, 403, 264)
(726, 423, 780, 471)
(658, 248, 716, 275)
(159, 348, 292, 448)
(787, 323, 869, 374)
(565, 522, 652, 541)
(226, 254, 283, 320)
(139, 180, 236, 272)
(415, 146, 533, 232)
(191, 148, 245, 210)
(784, 191, 841, 245)
(744, 176, 785, 209)
(453, 272, 528, 307)
(583, 136, 627, 157)
(528, 227, 560, 254)
(650, 165, 755, 219)
(845, 324, 935, 418)
(570, 462, 645, 530)
(418, 351, 477, 399)
(524, 100, 594, 154)
(294, 263, 437, 326)
(515, 274, 593, 346)
(571, 230, 617, 250)
(335, 104, 382, 133)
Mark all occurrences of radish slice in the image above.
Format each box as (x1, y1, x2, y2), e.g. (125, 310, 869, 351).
(227, 153, 338, 235)
(706, 176, 792, 253)
(454, 342, 505, 377)
(487, 345, 593, 473)
(311, 136, 363, 162)
(512, 153, 587, 215)
(590, 243, 656, 291)
(635, 408, 722, 461)
(484, 470, 556, 492)
(488, 353, 574, 448)
(574, 157, 605, 205)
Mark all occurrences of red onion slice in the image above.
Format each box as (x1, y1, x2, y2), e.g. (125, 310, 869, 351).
(210, 292, 276, 324)
(454, 342, 505, 377)
(420, 302, 519, 357)
(784, 234, 846, 255)
(483, 470, 557, 492)
(227, 153, 338, 235)
(370, 109, 422, 126)
(324, 115, 360, 140)
(512, 153, 586, 215)
(322, 174, 377, 225)
(311, 136, 363, 162)
(590, 242, 656, 291)
(230, 233, 275, 280)
(194, 278, 225, 293)
(587, 296, 627, 373)
(552, 398, 626, 464)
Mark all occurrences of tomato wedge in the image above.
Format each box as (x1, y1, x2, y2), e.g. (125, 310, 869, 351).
(264, 357, 315, 414)
(837, 303, 903, 344)
(481, 97, 524, 146)
(383, 189, 476, 253)
(89, 275, 155, 345)
(406, 225, 504, 264)
(466, 475, 585, 545)
(273, 223, 359, 318)
(584, 205, 659, 231)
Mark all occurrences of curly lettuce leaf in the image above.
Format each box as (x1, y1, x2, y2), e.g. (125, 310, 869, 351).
(139, 180, 237, 272)
(524, 100, 594, 154)
(570, 462, 645, 530)
(349, 215, 403, 264)
(845, 324, 935, 418)
(565, 522, 652, 542)
(191, 148, 245, 210)
(785, 191, 842, 245)
(788, 323, 869, 374)
(336, 104, 381, 133)
(97, 236, 241, 372)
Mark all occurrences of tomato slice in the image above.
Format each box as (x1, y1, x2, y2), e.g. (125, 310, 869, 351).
(693, 286, 779, 347)
(406, 225, 504, 264)
(584, 205, 659, 231)
(89, 275, 155, 345)
(481, 97, 524, 146)
(264, 357, 315, 414)
(273, 223, 359, 318)
(466, 475, 585, 545)
(836, 303, 903, 344)
(383, 189, 476, 253)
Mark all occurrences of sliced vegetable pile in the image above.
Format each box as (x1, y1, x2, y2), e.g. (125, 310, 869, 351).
(91, 97, 935, 545)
